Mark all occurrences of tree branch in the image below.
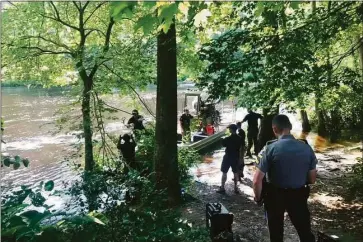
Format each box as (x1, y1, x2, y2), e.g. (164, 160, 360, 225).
(101, 64, 156, 118)
(89, 17, 115, 79)
(72, 1, 80, 11)
(84, 2, 106, 25)
(85, 28, 107, 38)
(21, 35, 74, 53)
(81, 1, 90, 12)
(47, 2, 80, 30)
(19, 46, 71, 56)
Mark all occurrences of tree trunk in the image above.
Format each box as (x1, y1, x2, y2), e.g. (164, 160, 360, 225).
(82, 79, 94, 171)
(300, 109, 311, 133)
(257, 108, 278, 152)
(315, 96, 328, 137)
(154, 22, 180, 206)
(357, 33, 363, 145)
(329, 108, 341, 143)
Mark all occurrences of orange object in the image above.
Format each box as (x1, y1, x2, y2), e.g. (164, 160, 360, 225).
(206, 124, 215, 136)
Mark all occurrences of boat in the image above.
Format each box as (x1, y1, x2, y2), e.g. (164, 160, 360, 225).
(178, 92, 227, 153)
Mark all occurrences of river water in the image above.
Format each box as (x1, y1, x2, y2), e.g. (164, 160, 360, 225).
(1, 86, 236, 192)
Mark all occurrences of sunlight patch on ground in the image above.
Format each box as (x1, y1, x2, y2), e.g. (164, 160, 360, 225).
(310, 193, 363, 210)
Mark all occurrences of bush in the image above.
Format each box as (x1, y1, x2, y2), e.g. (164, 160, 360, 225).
(178, 148, 200, 186)
(347, 157, 363, 200)
(2, 170, 209, 242)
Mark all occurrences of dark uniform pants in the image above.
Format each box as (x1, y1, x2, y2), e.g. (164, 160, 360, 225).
(247, 128, 258, 155)
(264, 185, 315, 242)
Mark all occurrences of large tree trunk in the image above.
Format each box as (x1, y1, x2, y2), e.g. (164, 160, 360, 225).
(300, 109, 311, 133)
(358, 33, 363, 145)
(257, 108, 278, 152)
(154, 22, 181, 206)
(82, 79, 94, 171)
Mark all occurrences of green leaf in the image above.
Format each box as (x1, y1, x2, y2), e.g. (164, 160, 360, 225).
(21, 185, 29, 190)
(8, 215, 27, 228)
(143, 1, 156, 9)
(22, 158, 29, 167)
(110, 2, 131, 16)
(110, 1, 136, 19)
(14, 155, 21, 163)
(161, 19, 173, 34)
(158, 3, 178, 23)
(86, 214, 106, 225)
(3, 157, 11, 167)
(255, 2, 265, 16)
(29, 192, 46, 207)
(21, 210, 52, 226)
(135, 14, 157, 35)
(290, 1, 301, 9)
(44, 180, 54, 191)
(13, 162, 20, 170)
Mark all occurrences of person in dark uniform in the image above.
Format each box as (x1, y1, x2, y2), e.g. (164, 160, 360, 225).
(242, 109, 263, 158)
(180, 108, 193, 137)
(253, 115, 317, 242)
(217, 124, 242, 194)
(117, 134, 137, 172)
(127, 110, 145, 131)
(236, 122, 246, 180)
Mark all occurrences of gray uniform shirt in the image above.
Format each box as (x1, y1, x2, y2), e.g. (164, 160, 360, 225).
(256, 135, 318, 189)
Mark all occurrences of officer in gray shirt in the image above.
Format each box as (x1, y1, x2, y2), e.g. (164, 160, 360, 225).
(253, 114, 317, 242)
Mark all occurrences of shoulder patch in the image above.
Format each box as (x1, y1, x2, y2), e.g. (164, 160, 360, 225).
(266, 139, 277, 145)
(297, 139, 309, 145)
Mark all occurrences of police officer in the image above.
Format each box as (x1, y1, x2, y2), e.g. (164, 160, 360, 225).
(253, 115, 317, 242)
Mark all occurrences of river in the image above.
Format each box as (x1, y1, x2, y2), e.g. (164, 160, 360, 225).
(1, 86, 236, 192)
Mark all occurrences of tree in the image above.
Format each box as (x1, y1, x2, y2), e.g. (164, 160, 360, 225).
(2, 2, 154, 171)
(110, 1, 211, 205)
(154, 21, 180, 204)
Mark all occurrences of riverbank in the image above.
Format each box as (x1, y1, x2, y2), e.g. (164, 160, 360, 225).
(183, 141, 363, 241)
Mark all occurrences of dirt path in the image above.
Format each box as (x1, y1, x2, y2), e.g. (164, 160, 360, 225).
(182, 143, 363, 241)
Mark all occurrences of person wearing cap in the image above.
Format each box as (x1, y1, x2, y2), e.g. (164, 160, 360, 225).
(217, 124, 243, 194)
(179, 108, 193, 137)
(127, 110, 145, 131)
(253, 114, 317, 242)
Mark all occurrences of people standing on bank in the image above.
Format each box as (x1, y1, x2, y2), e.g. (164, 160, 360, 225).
(253, 115, 317, 242)
(180, 108, 193, 137)
(127, 110, 145, 131)
(217, 124, 242, 194)
(236, 122, 246, 180)
(242, 109, 263, 158)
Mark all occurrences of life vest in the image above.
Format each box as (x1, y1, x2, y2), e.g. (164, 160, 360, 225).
(206, 125, 215, 136)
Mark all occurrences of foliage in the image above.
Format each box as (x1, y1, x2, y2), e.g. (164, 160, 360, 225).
(347, 157, 363, 200)
(1, 155, 30, 169)
(2, 167, 209, 242)
(195, 1, 363, 140)
(1, 181, 60, 242)
(178, 148, 200, 187)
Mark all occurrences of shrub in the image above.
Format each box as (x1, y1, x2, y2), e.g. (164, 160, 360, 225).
(347, 157, 363, 200)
